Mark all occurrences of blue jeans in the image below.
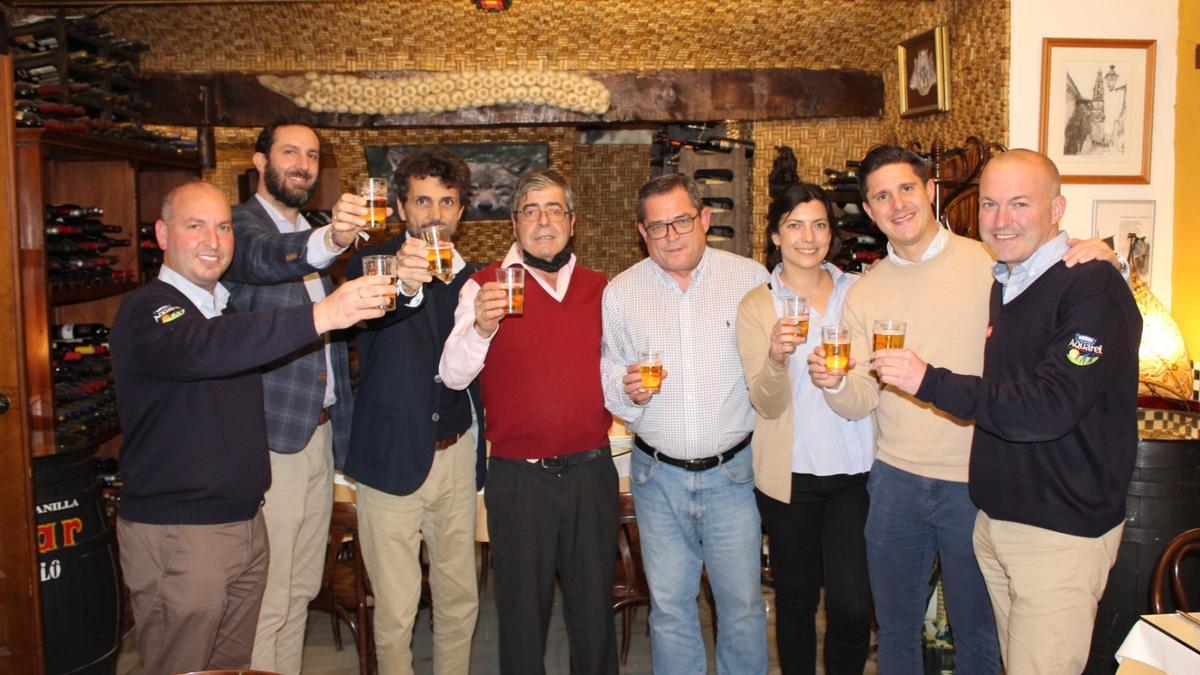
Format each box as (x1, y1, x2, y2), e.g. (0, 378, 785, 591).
(630, 446, 768, 675)
(865, 459, 1000, 675)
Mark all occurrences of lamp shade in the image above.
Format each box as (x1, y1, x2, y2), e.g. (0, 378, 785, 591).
(1131, 270, 1193, 401)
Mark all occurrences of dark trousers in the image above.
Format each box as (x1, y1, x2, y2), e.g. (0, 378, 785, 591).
(757, 472, 872, 675)
(485, 449, 619, 675)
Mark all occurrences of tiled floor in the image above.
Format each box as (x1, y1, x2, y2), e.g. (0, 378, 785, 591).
(117, 562, 880, 674)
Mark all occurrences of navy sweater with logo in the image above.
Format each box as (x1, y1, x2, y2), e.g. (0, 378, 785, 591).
(111, 280, 319, 525)
(914, 261, 1141, 537)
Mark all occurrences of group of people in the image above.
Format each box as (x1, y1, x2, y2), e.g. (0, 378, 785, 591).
(110, 119, 1142, 675)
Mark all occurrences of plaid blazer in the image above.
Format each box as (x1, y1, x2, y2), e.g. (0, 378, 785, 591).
(222, 197, 354, 467)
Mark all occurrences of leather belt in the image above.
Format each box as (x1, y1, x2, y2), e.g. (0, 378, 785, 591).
(531, 446, 610, 472)
(317, 407, 332, 425)
(434, 431, 464, 451)
(635, 434, 752, 472)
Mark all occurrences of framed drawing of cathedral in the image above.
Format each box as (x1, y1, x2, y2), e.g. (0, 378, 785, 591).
(1039, 38, 1155, 184)
(897, 26, 950, 118)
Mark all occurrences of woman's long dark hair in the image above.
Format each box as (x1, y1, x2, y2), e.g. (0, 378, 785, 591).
(765, 182, 841, 271)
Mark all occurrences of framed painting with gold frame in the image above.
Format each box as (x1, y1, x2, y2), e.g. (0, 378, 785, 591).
(1038, 38, 1155, 184)
(898, 26, 950, 118)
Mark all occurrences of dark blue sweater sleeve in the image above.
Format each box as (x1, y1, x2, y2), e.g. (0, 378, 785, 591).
(914, 282, 1138, 443)
(120, 289, 320, 382)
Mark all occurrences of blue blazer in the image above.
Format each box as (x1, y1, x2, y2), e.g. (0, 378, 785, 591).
(342, 235, 487, 496)
(222, 197, 354, 467)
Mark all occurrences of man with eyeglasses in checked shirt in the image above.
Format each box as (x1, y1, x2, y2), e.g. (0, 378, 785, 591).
(602, 173, 770, 674)
(440, 169, 619, 674)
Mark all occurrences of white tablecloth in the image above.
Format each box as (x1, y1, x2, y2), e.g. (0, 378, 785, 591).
(1116, 613, 1200, 674)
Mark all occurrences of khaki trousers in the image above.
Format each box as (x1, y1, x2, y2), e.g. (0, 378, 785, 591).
(973, 510, 1123, 675)
(251, 421, 334, 674)
(118, 511, 269, 674)
(357, 428, 479, 675)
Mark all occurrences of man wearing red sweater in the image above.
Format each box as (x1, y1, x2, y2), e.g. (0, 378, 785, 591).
(440, 169, 618, 675)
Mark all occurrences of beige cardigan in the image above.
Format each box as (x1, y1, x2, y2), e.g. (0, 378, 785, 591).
(735, 283, 798, 502)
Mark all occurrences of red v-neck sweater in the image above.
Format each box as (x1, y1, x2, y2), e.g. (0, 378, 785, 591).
(472, 262, 611, 459)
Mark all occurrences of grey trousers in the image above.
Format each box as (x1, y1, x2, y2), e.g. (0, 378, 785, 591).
(118, 511, 269, 674)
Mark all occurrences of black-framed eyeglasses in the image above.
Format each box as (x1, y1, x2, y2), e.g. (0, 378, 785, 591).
(644, 213, 698, 240)
(516, 205, 570, 223)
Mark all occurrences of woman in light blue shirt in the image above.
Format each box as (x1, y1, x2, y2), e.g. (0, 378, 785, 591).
(736, 183, 874, 674)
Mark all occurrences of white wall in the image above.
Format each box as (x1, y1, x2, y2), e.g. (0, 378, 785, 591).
(1010, 0, 1178, 303)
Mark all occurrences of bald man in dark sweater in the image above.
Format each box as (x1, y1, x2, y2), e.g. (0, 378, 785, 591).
(873, 150, 1141, 674)
(111, 181, 394, 674)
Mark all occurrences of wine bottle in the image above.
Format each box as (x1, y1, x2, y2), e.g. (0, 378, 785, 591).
(45, 222, 123, 236)
(16, 100, 88, 118)
(46, 236, 132, 255)
(15, 111, 44, 128)
(46, 204, 105, 219)
(702, 197, 735, 212)
(49, 254, 119, 271)
(693, 169, 734, 184)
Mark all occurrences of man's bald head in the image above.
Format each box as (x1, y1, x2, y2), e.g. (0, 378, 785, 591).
(978, 149, 1067, 268)
(156, 181, 234, 291)
(983, 149, 1062, 200)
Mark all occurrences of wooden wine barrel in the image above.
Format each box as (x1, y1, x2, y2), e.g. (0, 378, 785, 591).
(34, 449, 121, 675)
(1085, 410, 1200, 674)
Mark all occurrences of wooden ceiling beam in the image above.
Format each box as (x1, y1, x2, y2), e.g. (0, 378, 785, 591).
(141, 68, 884, 128)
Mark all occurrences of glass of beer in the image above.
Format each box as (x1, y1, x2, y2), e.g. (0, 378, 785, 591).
(822, 323, 851, 375)
(358, 177, 389, 232)
(873, 319, 906, 351)
(639, 349, 663, 394)
(419, 224, 454, 283)
(361, 254, 398, 311)
(782, 296, 810, 341)
(496, 266, 525, 315)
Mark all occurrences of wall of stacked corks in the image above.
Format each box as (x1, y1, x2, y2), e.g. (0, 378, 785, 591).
(11, 0, 1009, 273)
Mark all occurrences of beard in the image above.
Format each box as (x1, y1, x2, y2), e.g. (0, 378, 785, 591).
(263, 161, 317, 209)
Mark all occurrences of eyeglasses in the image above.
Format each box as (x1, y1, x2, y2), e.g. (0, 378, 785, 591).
(644, 213, 698, 240)
(516, 205, 569, 223)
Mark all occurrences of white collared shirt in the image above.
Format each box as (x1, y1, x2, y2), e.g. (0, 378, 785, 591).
(601, 248, 770, 459)
(993, 231, 1071, 304)
(887, 226, 950, 265)
(158, 264, 229, 319)
(439, 242, 578, 390)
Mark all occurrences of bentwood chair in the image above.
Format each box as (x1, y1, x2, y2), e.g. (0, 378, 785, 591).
(309, 500, 376, 675)
(612, 492, 651, 665)
(1149, 527, 1200, 613)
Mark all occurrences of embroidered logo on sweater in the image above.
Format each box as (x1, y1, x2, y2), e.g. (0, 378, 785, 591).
(152, 304, 186, 324)
(1066, 333, 1102, 366)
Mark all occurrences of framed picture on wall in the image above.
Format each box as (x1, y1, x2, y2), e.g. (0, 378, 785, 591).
(1039, 38, 1156, 184)
(364, 142, 549, 221)
(897, 26, 950, 118)
(1093, 199, 1155, 284)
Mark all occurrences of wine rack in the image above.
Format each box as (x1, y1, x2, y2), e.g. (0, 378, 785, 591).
(12, 127, 198, 457)
(678, 146, 753, 257)
(3, 11, 195, 155)
(822, 160, 888, 273)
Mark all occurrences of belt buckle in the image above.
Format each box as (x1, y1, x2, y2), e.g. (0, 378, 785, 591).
(683, 458, 707, 471)
(539, 455, 567, 471)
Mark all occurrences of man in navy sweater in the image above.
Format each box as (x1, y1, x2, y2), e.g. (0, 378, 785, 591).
(872, 149, 1142, 674)
(111, 181, 393, 674)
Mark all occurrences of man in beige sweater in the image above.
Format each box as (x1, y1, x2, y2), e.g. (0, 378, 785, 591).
(807, 145, 1117, 674)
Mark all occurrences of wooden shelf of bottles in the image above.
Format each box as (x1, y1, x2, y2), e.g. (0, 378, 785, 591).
(12, 127, 197, 458)
(5, 11, 148, 128)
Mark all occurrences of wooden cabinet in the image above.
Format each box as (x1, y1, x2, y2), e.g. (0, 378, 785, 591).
(0, 51, 47, 675)
(12, 128, 197, 458)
